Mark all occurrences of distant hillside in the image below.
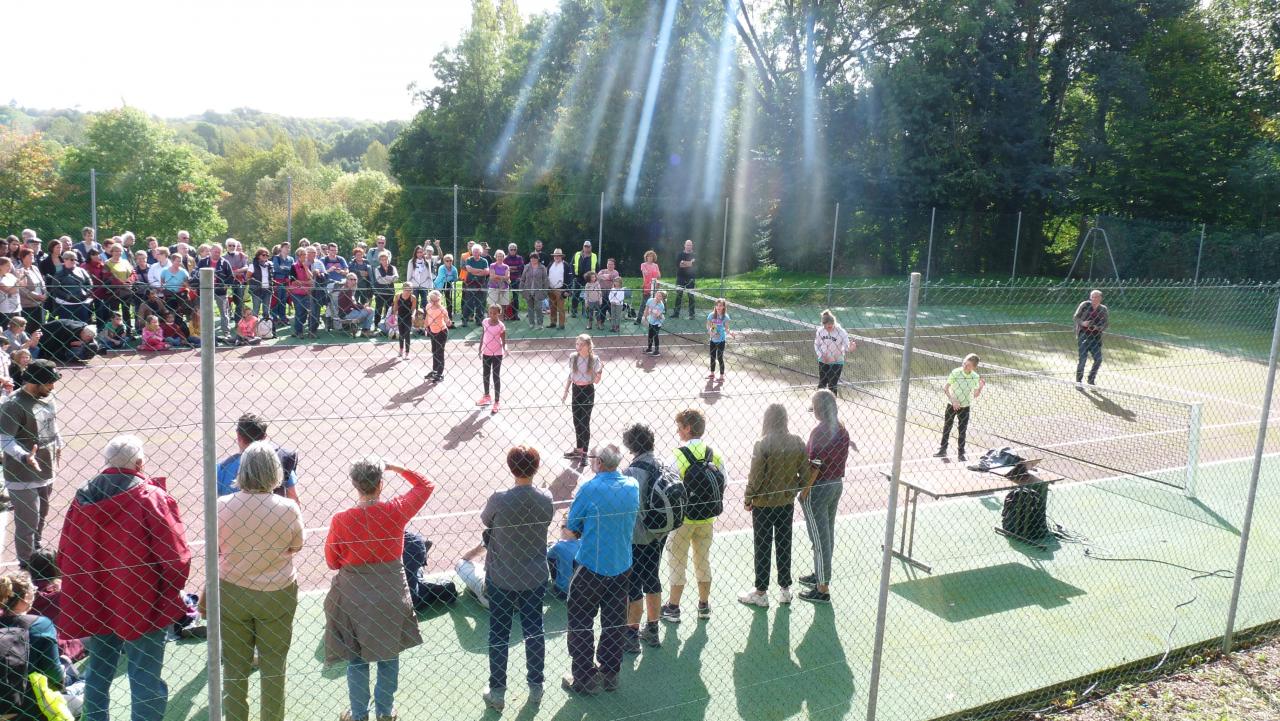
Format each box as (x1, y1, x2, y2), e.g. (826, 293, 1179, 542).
(0, 104, 404, 171)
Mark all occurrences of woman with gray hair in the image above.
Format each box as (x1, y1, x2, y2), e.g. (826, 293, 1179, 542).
(798, 389, 852, 604)
(324, 458, 437, 721)
(739, 404, 810, 608)
(216, 441, 304, 721)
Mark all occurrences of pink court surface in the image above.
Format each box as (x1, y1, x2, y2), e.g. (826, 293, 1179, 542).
(8, 328, 907, 592)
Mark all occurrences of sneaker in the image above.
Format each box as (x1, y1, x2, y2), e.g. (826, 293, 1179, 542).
(376, 714, 398, 721)
(639, 624, 661, 648)
(958, 453, 967, 462)
(652, 350, 661, 357)
(798, 574, 818, 588)
(527, 683, 544, 705)
(482, 688, 505, 712)
(697, 602, 711, 620)
(354, 330, 363, 338)
(600, 673, 619, 693)
(660, 604, 681, 624)
(476, 395, 491, 406)
(563, 448, 584, 459)
(491, 401, 500, 414)
(777, 587, 794, 605)
(623, 632, 641, 655)
(707, 372, 716, 380)
(799, 589, 831, 604)
(738, 590, 769, 608)
(717, 374, 725, 382)
(932, 449, 947, 458)
(561, 673, 600, 696)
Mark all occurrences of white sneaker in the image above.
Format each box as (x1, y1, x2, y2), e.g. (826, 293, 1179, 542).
(777, 587, 793, 605)
(737, 590, 769, 608)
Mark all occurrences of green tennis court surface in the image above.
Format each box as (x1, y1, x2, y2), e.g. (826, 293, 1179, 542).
(122, 455, 1278, 721)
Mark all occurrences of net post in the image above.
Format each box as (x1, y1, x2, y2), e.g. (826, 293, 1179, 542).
(867, 271, 922, 721)
(199, 267, 223, 721)
(827, 202, 839, 307)
(1223, 293, 1280, 653)
(1184, 402, 1201, 498)
(1011, 210, 1022, 280)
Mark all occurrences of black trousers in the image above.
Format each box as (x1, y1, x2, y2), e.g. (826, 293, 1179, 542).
(430, 329, 447, 376)
(571, 383, 595, 452)
(940, 404, 971, 454)
(817, 362, 843, 396)
(566, 566, 630, 681)
(646, 325, 660, 352)
(1076, 334, 1103, 383)
(709, 341, 725, 374)
(673, 280, 695, 318)
(752, 504, 793, 592)
(482, 354, 502, 401)
(397, 320, 412, 354)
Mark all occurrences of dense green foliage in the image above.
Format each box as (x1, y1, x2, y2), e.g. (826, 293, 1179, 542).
(387, 0, 1279, 279)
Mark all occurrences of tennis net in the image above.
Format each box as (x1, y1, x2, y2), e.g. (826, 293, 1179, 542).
(653, 282, 1203, 492)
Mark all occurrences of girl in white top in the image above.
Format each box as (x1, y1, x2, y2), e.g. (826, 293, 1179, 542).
(562, 334, 603, 460)
(814, 309, 855, 397)
(406, 246, 434, 308)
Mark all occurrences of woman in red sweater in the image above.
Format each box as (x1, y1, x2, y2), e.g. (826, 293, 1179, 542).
(324, 459, 436, 721)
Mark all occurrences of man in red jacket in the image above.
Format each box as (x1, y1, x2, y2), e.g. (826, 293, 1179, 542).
(58, 434, 192, 721)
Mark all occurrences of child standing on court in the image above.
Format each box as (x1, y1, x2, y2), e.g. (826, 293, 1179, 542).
(425, 290, 450, 382)
(934, 353, 985, 462)
(562, 334, 604, 461)
(583, 272, 602, 331)
(706, 298, 731, 381)
(392, 285, 417, 359)
(643, 290, 666, 356)
(608, 279, 625, 332)
(478, 304, 507, 413)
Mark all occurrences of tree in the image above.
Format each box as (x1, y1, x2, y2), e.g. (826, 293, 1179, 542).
(60, 108, 227, 241)
(294, 205, 366, 254)
(361, 141, 390, 174)
(0, 129, 63, 237)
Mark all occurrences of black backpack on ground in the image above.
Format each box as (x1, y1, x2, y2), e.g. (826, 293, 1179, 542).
(630, 459, 687, 535)
(679, 445, 725, 522)
(1001, 484, 1050, 541)
(0, 614, 37, 718)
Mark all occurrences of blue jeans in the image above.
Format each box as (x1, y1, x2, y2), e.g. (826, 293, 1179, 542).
(1076, 334, 1103, 383)
(344, 308, 375, 331)
(59, 302, 91, 324)
(292, 295, 312, 335)
(486, 584, 546, 690)
(272, 283, 290, 321)
(347, 657, 398, 720)
(83, 630, 167, 721)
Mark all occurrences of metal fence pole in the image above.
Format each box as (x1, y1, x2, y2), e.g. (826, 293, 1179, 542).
(867, 271, 922, 721)
(826, 202, 840, 307)
(1194, 222, 1206, 286)
(199, 267, 223, 721)
(452, 184, 459, 260)
(285, 176, 293, 247)
(923, 207, 936, 301)
(89, 169, 98, 243)
(719, 196, 729, 297)
(1011, 210, 1022, 280)
(1222, 293, 1280, 653)
(598, 192, 605, 259)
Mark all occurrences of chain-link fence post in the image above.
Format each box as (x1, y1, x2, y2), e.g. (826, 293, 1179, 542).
(89, 168, 97, 243)
(199, 267, 224, 721)
(1011, 210, 1022, 280)
(452, 184, 459, 261)
(719, 196, 729, 297)
(286, 176, 293, 247)
(866, 271, 922, 721)
(826, 202, 840, 307)
(598, 191, 605, 258)
(924, 207, 936, 299)
(1194, 222, 1206, 289)
(1222, 293, 1280, 653)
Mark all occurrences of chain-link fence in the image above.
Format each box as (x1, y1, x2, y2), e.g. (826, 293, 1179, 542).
(1, 261, 1275, 721)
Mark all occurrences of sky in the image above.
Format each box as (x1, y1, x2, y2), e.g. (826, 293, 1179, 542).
(3, 0, 560, 122)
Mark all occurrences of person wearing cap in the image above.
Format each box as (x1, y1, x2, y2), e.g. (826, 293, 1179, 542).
(570, 241, 599, 320)
(503, 243, 524, 321)
(0, 359, 64, 563)
(547, 249, 569, 330)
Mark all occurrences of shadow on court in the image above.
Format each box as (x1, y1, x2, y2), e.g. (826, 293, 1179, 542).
(891, 562, 1087, 622)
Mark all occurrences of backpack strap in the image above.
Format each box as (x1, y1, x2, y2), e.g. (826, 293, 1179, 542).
(678, 446, 699, 468)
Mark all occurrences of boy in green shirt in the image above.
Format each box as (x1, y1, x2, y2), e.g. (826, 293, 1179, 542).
(934, 353, 985, 461)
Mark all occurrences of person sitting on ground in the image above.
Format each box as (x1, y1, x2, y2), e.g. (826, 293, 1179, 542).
(140, 316, 168, 352)
(35, 318, 98, 364)
(235, 308, 261, 346)
(9, 348, 31, 384)
(4, 317, 40, 359)
(26, 549, 86, 663)
(98, 312, 128, 351)
(135, 288, 168, 334)
(0, 568, 71, 720)
(454, 543, 489, 610)
(402, 531, 457, 611)
(546, 526, 580, 601)
(161, 311, 196, 349)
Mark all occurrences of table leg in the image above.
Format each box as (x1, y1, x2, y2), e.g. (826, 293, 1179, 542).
(907, 489, 921, 558)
